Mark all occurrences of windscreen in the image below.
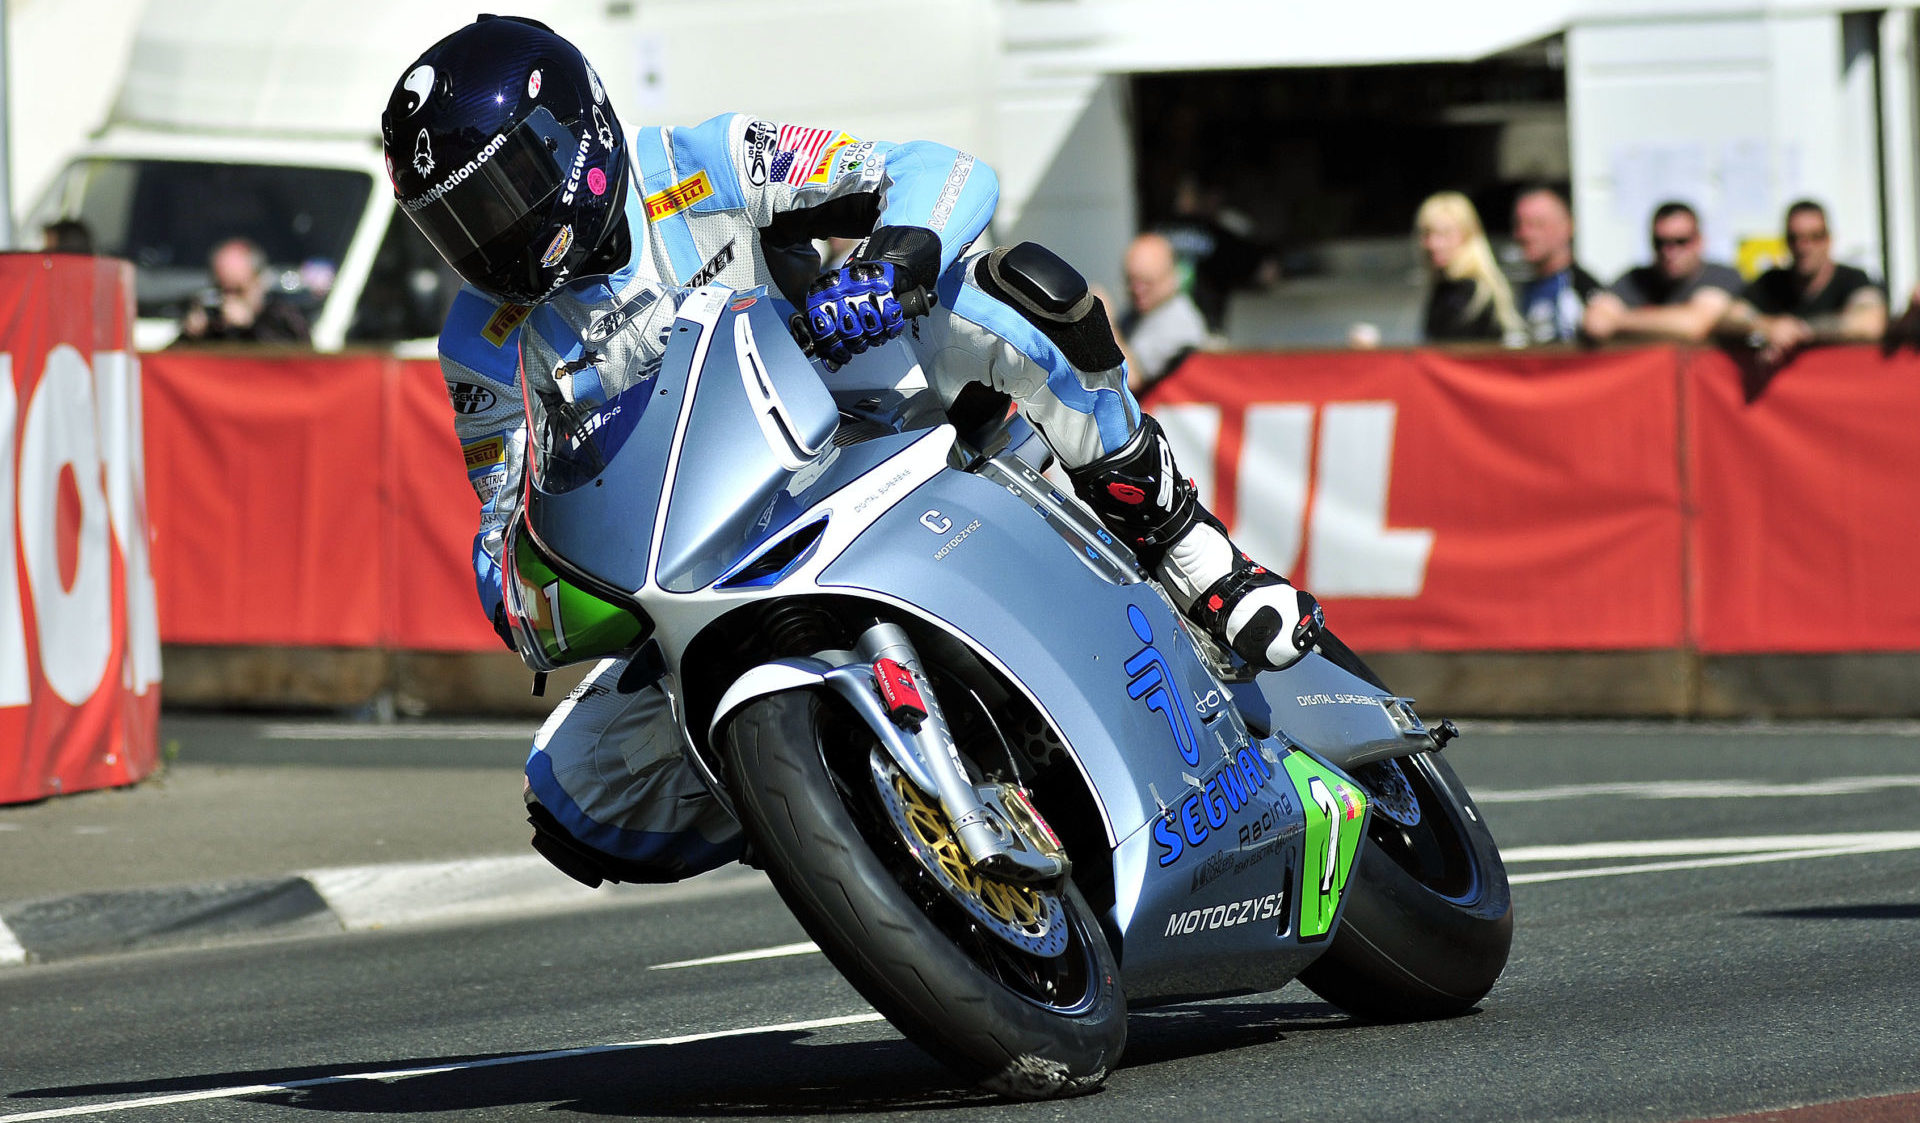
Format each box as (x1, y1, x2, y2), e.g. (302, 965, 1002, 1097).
(31, 158, 371, 318)
(524, 280, 694, 495)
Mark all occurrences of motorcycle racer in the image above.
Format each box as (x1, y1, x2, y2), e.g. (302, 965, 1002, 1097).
(380, 15, 1326, 886)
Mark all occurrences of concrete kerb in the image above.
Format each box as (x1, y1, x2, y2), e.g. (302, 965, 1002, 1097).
(0, 860, 771, 968)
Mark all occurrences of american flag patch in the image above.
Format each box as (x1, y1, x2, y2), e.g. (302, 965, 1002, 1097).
(773, 125, 835, 186)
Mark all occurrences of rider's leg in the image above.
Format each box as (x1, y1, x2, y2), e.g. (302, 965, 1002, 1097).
(524, 658, 743, 886)
(915, 243, 1323, 670)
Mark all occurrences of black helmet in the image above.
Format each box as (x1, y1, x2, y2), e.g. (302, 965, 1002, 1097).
(381, 15, 628, 303)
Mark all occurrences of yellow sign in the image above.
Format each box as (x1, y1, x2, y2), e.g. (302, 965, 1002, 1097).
(645, 171, 713, 220)
(805, 134, 859, 185)
(463, 437, 506, 471)
(481, 302, 531, 347)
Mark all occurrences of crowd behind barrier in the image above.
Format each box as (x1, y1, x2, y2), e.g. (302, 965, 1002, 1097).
(129, 342, 1920, 663)
(1, 256, 160, 805)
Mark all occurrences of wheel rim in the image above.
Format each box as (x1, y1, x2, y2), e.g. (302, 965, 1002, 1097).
(1351, 755, 1480, 904)
(871, 754, 1071, 957)
(814, 701, 1103, 1016)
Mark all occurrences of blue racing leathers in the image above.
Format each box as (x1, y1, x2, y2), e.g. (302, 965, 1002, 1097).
(436, 115, 1142, 881)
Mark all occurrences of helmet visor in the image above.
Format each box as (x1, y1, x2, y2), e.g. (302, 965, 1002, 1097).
(398, 106, 584, 282)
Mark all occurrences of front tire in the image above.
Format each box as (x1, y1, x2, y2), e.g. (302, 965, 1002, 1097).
(722, 690, 1126, 1098)
(1297, 749, 1512, 1020)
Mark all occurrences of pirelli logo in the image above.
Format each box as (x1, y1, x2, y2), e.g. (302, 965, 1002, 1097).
(481, 303, 531, 347)
(805, 133, 859, 185)
(645, 171, 713, 220)
(463, 437, 506, 471)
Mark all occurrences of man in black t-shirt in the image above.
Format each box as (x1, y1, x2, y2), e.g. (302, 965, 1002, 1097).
(1722, 200, 1885, 368)
(1584, 201, 1742, 344)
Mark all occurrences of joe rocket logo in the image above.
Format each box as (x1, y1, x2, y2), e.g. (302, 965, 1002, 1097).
(1125, 604, 1200, 768)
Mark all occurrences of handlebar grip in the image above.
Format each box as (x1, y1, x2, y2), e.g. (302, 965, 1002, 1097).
(897, 285, 932, 320)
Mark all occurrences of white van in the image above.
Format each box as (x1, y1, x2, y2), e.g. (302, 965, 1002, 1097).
(19, 0, 1002, 353)
(28, 128, 457, 353)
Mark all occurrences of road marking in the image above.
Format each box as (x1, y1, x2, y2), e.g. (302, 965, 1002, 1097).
(304, 859, 770, 930)
(1476, 775, 1920, 804)
(651, 941, 820, 970)
(0, 918, 24, 967)
(258, 722, 536, 741)
(0, 1012, 888, 1121)
(1506, 830, 1920, 885)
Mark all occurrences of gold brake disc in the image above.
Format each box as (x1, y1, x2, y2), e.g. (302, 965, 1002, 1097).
(870, 753, 1069, 957)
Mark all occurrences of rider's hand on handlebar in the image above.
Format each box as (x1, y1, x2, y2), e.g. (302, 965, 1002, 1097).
(803, 262, 928, 369)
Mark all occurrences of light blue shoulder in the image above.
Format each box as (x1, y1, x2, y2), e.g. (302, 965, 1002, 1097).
(438, 286, 527, 385)
(670, 113, 746, 209)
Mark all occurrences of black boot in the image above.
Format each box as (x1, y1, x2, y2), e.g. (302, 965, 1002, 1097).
(1067, 416, 1323, 670)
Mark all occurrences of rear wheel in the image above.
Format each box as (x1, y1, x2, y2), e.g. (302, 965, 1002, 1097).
(722, 690, 1125, 1098)
(1297, 749, 1512, 1020)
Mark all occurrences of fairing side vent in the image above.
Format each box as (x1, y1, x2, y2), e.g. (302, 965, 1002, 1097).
(715, 516, 831, 589)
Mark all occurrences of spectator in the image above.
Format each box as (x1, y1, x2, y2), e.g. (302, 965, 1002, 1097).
(1416, 191, 1522, 344)
(175, 237, 311, 345)
(1513, 186, 1600, 344)
(1721, 200, 1885, 368)
(1120, 232, 1208, 393)
(1583, 202, 1741, 344)
(41, 219, 93, 254)
(1156, 177, 1275, 332)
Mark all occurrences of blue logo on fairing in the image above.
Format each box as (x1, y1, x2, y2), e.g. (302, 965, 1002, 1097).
(1125, 604, 1200, 767)
(1151, 748, 1277, 866)
(1126, 602, 1282, 868)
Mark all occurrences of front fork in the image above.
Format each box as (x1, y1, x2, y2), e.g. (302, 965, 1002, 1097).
(853, 621, 1070, 889)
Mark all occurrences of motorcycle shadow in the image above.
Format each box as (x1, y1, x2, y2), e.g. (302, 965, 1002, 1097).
(15, 1000, 1357, 1116)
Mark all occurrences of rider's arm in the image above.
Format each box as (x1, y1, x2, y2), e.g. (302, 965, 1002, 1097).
(437, 286, 533, 645)
(703, 114, 999, 280)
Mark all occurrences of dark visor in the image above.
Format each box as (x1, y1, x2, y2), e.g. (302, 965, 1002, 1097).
(399, 106, 582, 268)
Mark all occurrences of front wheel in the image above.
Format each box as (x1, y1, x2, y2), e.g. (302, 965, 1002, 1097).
(722, 690, 1125, 1098)
(1297, 749, 1512, 1020)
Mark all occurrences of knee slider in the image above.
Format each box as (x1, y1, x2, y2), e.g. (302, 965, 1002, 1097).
(974, 242, 1126, 373)
(525, 798, 693, 887)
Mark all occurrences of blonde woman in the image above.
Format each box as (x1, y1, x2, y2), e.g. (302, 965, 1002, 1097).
(1416, 191, 1522, 344)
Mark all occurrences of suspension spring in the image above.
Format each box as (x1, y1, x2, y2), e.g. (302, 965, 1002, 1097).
(757, 602, 843, 658)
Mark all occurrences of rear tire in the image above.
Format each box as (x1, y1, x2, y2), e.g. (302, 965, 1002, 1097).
(722, 690, 1126, 1098)
(1297, 750, 1512, 1020)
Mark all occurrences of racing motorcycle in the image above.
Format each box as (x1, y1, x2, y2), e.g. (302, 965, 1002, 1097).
(499, 280, 1512, 1099)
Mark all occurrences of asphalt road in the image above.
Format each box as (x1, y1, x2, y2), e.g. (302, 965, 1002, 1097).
(4, 721, 1919, 1122)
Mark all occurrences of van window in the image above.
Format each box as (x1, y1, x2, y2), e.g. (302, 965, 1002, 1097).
(35, 159, 371, 318)
(348, 210, 462, 344)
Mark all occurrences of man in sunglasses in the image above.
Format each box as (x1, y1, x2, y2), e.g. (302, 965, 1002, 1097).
(1721, 200, 1885, 369)
(1582, 201, 1742, 344)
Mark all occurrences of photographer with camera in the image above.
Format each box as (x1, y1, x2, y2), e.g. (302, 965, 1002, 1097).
(175, 237, 311, 345)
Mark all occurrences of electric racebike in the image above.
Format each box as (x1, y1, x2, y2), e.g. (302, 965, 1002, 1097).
(499, 281, 1512, 1099)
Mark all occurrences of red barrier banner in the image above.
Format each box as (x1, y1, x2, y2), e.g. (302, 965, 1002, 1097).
(1, 255, 160, 804)
(1686, 347, 1920, 652)
(140, 353, 497, 652)
(1147, 349, 1688, 651)
(137, 342, 1920, 662)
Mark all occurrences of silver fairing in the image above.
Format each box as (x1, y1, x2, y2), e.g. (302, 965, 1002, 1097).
(520, 280, 1380, 1002)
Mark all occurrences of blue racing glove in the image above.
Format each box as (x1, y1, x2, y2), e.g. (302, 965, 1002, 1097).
(803, 262, 910, 369)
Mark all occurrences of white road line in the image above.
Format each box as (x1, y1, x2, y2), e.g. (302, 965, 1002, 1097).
(0, 1012, 887, 1122)
(303, 859, 771, 930)
(1506, 830, 1920, 885)
(0, 918, 25, 967)
(651, 942, 820, 970)
(258, 722, 536, 741)
(1476, 775, 1920, 804)
(1504, 831, 1920, 862)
